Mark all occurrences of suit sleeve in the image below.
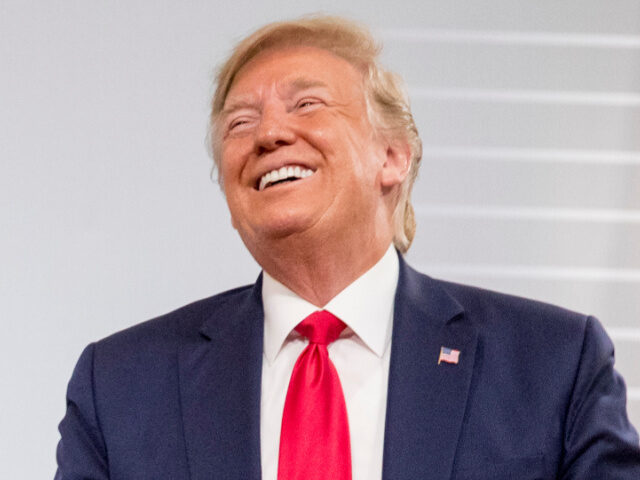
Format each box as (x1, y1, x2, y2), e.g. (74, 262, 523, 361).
(561, 316, 640, 478)
(55, 343, 109, 480)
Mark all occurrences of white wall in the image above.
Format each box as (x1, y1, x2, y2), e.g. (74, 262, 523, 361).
(1, 1, 638, 477)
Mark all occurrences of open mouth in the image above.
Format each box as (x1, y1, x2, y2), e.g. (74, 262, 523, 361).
(257, 165, 314, 191)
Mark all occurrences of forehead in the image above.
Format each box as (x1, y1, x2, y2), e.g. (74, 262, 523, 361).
(224, 46, 364, 104)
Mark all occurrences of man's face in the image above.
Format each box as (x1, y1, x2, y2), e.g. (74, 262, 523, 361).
(219, 46, 396, 252)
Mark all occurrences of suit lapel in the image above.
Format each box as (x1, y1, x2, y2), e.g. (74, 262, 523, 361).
(382, 257, 478, 480)
(178, 277, 264, 480)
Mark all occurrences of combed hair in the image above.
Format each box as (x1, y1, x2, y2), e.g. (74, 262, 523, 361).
(208, 15, 422, 252)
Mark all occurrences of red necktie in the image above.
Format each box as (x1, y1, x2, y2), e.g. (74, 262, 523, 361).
(278, 310, 352, 480)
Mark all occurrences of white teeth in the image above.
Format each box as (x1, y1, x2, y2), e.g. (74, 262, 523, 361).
(258, 165, 315, 191)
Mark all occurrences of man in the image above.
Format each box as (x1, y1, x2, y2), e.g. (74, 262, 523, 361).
(56, 16, 640, 479)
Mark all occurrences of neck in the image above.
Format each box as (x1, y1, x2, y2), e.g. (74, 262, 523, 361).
(251, 230, 393, 307)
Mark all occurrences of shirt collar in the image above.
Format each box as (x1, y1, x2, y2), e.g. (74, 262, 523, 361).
(262, 245, 399, 364)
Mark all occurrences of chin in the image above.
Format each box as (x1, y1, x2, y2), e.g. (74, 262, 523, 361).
(263, 218, 315, 240)
(240, 212, 319, 244)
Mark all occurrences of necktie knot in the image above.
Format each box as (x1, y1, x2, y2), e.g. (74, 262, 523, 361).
(295, 310, 346, 345)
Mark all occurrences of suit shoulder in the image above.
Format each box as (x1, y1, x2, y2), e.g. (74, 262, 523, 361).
(425, 276, 604, 395)
(430, 275, 590, 336)
(94, 283, 255, 352)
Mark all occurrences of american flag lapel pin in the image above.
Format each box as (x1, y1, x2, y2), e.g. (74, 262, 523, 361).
(438, 346, 461, 365)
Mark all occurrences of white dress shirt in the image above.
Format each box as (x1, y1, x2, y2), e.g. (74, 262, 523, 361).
(260, 245, 399, 480)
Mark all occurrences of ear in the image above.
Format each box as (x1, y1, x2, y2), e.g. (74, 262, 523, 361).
(380, 138, 411, 188)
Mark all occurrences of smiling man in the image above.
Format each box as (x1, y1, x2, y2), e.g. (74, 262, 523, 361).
(56, 16, 640, 480)
(218, 44, 408, 308)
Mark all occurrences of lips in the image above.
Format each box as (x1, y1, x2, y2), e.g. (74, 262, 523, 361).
(257, 165, 314, 191)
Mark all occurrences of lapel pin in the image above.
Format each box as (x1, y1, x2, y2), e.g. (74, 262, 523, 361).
(438, 346, 460, 365)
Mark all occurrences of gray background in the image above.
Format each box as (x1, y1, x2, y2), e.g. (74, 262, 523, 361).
(1, 1, 638, 477)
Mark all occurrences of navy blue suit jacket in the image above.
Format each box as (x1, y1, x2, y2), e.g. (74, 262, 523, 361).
(56, 255, 640, 479)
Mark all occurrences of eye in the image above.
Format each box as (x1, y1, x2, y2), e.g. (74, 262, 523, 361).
(227, 117, 253, 132)
(230, 119, 247, 129)
(295, 98, 322, 110)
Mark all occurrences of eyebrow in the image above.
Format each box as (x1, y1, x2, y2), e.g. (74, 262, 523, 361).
(222, 77, 329, 117)
(221, 98, 258, 117)
(287, 78, 328, 92)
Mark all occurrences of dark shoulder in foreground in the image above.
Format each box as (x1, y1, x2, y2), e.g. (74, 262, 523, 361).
(432, 275, 592, 339)
(95, 282, 256, 352)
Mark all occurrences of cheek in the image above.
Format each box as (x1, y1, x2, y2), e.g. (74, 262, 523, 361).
(220, 145, 244, 180)
(297, 119, 332, 152)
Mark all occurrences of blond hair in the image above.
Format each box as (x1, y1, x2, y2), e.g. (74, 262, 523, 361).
(208, 15, 422, 252)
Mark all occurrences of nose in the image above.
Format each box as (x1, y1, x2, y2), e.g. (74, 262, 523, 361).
(254, 105, 296, 155)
